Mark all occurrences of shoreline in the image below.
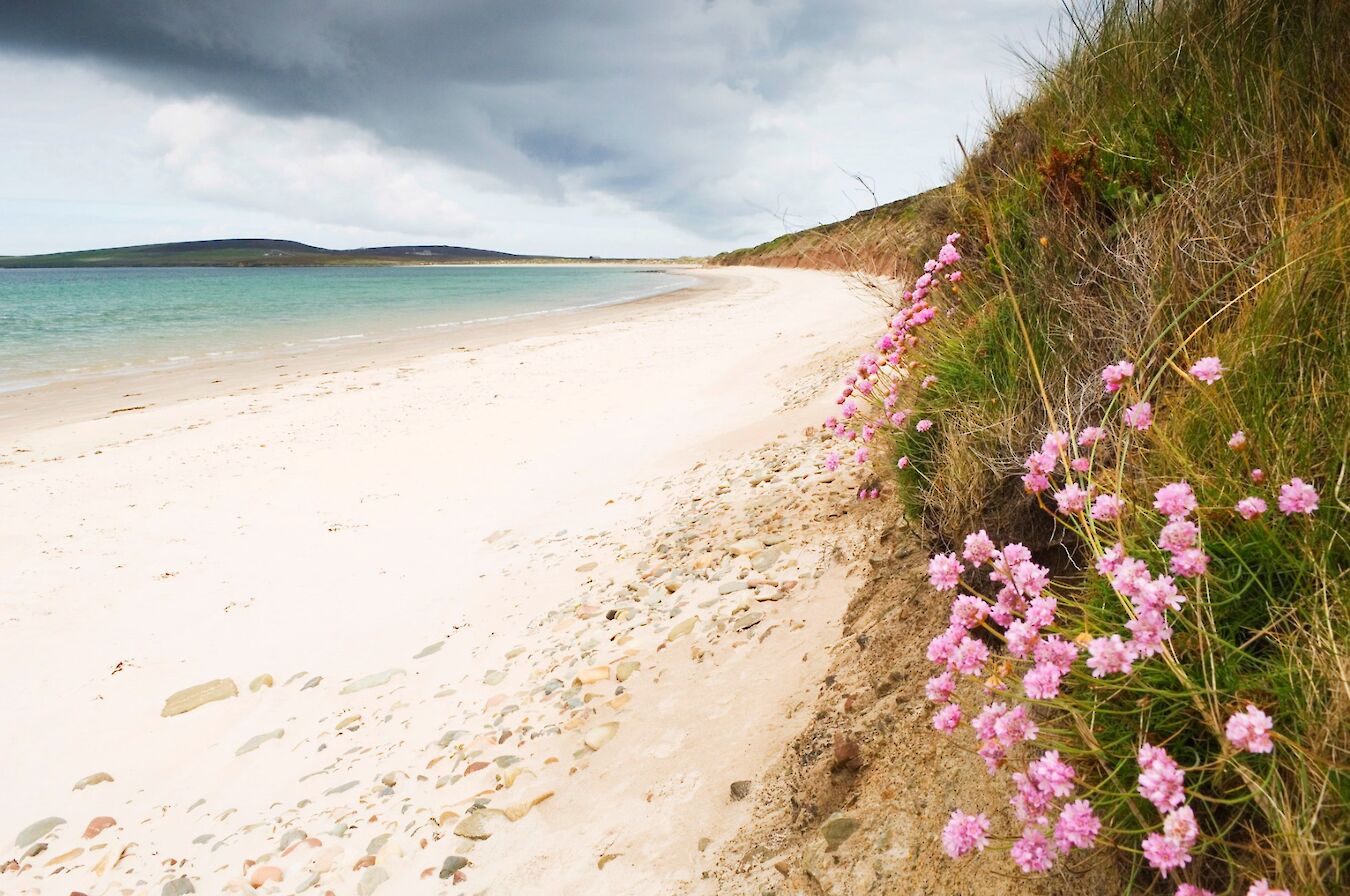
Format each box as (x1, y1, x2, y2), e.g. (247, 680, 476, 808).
(0, 266, 728, 438)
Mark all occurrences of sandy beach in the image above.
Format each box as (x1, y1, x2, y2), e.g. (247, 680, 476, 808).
(1, 266, 887, 894)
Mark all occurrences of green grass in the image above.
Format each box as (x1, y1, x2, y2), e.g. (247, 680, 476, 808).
(722, 0, 1348, 890)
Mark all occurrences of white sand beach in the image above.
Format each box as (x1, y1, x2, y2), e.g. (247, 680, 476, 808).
(1, 266, 888, 894)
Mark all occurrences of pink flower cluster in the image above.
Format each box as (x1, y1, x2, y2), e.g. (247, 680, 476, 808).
(823, 235, 962, 463)
(1225, 704, 1274, 753)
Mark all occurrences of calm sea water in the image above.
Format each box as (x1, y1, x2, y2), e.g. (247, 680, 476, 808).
(0, 265, 697, 392)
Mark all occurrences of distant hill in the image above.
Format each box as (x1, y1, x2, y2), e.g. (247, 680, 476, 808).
(0, 238, 558, 268)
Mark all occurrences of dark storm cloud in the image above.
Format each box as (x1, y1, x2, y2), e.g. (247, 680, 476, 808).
(0, 1, 1051, 237)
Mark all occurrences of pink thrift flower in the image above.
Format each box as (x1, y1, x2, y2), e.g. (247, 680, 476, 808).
(950, 636, 990, 676)
(1026, 595, 1058, 628)
(993, 703, 1039, 746)
(1163, 805, 1200, 849)
(945, 231, 961, 244)
(1124, 401, 1154, 430)
(962, 529, 997, 565)
(1154, 481, 1198, 519)
(1054, 800, 1100, 851)
(1028, 749, 1077, 797)
(921, 374, 938, 389)
(1189, 356, 1224, 384)
(1087, 634, 1137, 677)
(972, 702, 1007, 740)
(825, 452, 840, 472)
(937, 243, 961, 266)
(1170, 547, 1210, 578)
(932, 703, 962, 733)
(950, 594, 990, 630)
(1102, 360, 1135, 393)
(1127, 608, 1174, 655)
(1023, 663, 1063, 700)
(1236, 496, 1268, 519)
(940, 810, 989, 858)
(1250, 467, 1265, 483)
(1138, 743, 1186, 813)
(1228, 430, 1247, 449)
(1178, 885, 1217, 896)
(928, 552, 964, 591)
(947, 269, 963, 282)
(1247, 881, 1291, 896)
(1011, 826, 1057, 873)
(1159, 519, 1200, 553)
(926, 626, 964, 665)
(1092, 494, 1125, 521)
(1042, 430, 1071, 454)
(841, 400, 857, 418)
(896, 455, 910, 470)
(1070, 456, 1092, 472)
(1034, 635, 1079, 674)
(1004, 620, 1039, 659)
(1096, 542, 1126, 576)
(1014, 561, 1052, 599)
(1226, 704, 1275, 753)
(1054, 482, 1090, 515)
(1143, 831, 1193, 874)
(1277, 477, 1319, 514)
(854, 447, 869, 464)
(1078, 426, 1107, 447)
(926, 671, 956, 703)
(1022, 471, 1051, 493)
(916, 418, 933, 432)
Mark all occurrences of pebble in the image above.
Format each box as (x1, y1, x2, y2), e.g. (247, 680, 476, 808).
(734, 611, 764, 631)
(821, 813, 860, 850)
(717, 580, 748, 594)
(666, 616, 697, 642)
(14, 816, 64, 848)
(728, 538, 763, 556)
(584, 721, 620, 751)
(248, 865, 283, 887)
(340, 668, 404, 694)
(615, 659, 641, 682)
(573, 665, 610, 685)
(248, 673, 274, 692)
(72, 771, 113, 791)
(453, 812, 495, 840)
(439, 855, 468, 879)
(235, 728, 284, 756)
(483, 669, 507, 686)
(730, 780, 752, 801)
(82, 816, 115, 839)
(161, 678, 238, 717)
(357, 866, 390, 895)
(301, 676, 323, 691)
(162, 876, 195, 896)
(414, 641, 445, 659)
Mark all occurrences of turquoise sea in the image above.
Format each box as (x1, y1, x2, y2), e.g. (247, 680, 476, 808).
(0, 265, 697, 392)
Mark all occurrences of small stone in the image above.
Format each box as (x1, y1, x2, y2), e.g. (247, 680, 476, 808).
(161, 679, 238, 717)
(235, 728, 284, 756)
(575, 561, 598, 573)
(82, 816, 115, 839)
(301, 676, 323, 690)
(821, 813, 860, 851)
(584, 722, 620, 751)
(483, 669, 506, 686)
(249, 865, 283, 888)
(754, 587, 783, 602)
(248, 673, 274, 692)
(14, 816, 64, 848)
(572, 665, 610, 685)
(453, 813, 494, 840)
(666, 616, 697, 642)
(340, 668, 404, 694)
(73, 772, 113, 791)
(337, 714, 362, 731)
(717, 580, 748, 595)
(728, 538, 763, 556)
(357, 866, 389, 896)
(295, 872, 320, 892)
(414, 641, 445, 659)
(734, 612, 764, 631)
(278, 829, 307, 851)
(439, 855, 468, 879)
(615, 660, 640, 682)
(597, 853, 619, 869)
(162, 876, 195, 896)
(729, 780, 751, 801)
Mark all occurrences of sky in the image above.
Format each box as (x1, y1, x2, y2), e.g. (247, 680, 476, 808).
(0, 1, 1066, 258)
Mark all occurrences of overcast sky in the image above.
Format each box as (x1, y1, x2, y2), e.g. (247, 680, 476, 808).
(0, 1, 1065, 257)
